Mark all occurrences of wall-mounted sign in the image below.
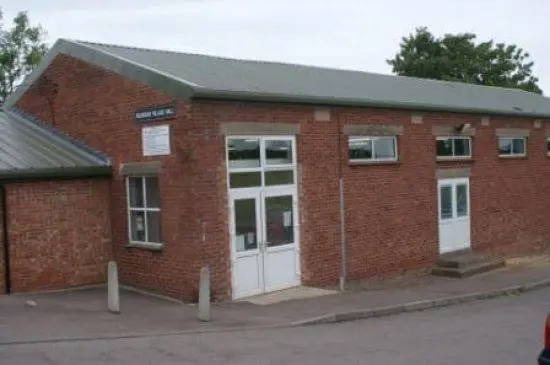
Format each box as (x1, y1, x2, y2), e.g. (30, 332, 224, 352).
(135, 104, 176, 123)
(142, 125, 171, 156)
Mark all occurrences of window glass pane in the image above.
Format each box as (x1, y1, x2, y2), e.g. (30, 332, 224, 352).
(265, 170, 294, 186)
(499, 138, 513, 155)
(128, 177, 144, 207)
(130, 210, 146, 242)
(512, 138, 525, 154)
(265, 195, 294, 247)
(348, 138, 373, 160)
(373, 137, 396, 159)
(456, 184, 468, 217)
(145, 177, 161, 208)
(454, 138, 471, 156)
(146, 211, 162, 243)
(547, 139, 550, 154)
(229, 172, 262, 188)
(436, 139, 453, 156)
(440, 186, 453, 220)
(234, 199, 258, 252)
(227, 138, 260, 169)
(266, 140, 293, 165)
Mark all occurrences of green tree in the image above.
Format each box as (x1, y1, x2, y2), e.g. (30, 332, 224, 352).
(0, 9, 48, 103)
(387, 27, 542, 94)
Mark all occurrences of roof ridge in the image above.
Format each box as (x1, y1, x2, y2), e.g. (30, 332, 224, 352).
(67, 39, 540, 95)
(7, 107, 111, 166)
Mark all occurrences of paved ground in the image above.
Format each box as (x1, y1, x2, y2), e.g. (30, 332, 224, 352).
(0, 254, 550, 345)
(1, 281, 547, 364)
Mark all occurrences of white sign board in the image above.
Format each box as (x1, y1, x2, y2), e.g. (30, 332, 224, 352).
(142, 125, 170, 156)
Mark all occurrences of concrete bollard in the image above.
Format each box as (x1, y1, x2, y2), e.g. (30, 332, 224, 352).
(197, 266, 211, 322)
(107, 261, 120, 314)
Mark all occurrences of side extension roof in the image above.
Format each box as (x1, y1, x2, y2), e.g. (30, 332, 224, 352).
(0, 108, 111, 181)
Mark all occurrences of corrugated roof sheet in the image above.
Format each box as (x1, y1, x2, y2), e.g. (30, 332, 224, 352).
(6, 39, 550, 118)
(0, 109, 110, 179)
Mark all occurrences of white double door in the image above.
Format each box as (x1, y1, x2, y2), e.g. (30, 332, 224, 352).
(230, 186, 300, 299)
(437, 177, 471, 254)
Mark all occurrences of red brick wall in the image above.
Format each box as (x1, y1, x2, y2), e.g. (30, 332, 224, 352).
(5, 179, 112, 292)
(16, 54, 209, 300)
(15, 53, 550, 299)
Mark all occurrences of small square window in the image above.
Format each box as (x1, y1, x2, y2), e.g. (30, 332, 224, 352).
(436, 137, 471, 159)
(348, 136, 397, 162)
(127, 176, 162, 244)
(498, 137, 526, 157)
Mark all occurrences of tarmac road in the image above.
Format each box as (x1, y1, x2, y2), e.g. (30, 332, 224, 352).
(1, 287, 547, 364)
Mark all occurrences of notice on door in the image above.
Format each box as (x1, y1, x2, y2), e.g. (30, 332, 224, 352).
(142, 125, 170, 156)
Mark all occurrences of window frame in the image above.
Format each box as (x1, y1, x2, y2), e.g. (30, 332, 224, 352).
(225, 136, 297, 189)
(125, 176, 162, 247)
(435, 136, 472, 160)
(348, 136, 398, 163)
(498, 137, 527, 158)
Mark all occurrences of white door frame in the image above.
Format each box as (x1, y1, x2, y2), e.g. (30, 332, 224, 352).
(437, 177, 471, 254)
(226, 135, 301, 299)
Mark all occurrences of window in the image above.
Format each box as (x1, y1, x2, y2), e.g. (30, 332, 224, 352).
(546, 138, 550, 156)
(348, 136, 397, 162)
(498, 137, 526, 157)
(436, 137, 471, 159)
(226, 137, 296, 189)
(126, 176, 162, 245)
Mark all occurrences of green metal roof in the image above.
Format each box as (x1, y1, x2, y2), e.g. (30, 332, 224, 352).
(6, 38, 550, 118)
(0, 109, 111, 180)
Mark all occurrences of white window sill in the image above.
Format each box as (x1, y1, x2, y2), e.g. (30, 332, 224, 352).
(348, 159, 399, 166)
(436, 156, 472, 162)
(498, 154, 527, 159)
(126, 242, 164, 252)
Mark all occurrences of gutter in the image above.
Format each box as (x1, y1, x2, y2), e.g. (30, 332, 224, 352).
(0, 166, 112, 182)
(1, 185, 11, 294)
(192, 91, 550, 119)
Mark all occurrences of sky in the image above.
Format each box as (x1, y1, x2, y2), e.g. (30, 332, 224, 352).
(2, 0, 550, 93)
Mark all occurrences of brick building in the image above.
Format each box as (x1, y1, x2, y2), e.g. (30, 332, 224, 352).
(2, 38, 550, 300)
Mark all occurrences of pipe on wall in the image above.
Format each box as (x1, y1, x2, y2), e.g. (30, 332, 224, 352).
(0, 185, 11, 294)
(336, 110, 347, 292)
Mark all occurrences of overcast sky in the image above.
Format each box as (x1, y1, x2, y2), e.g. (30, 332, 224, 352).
(3, 0, 549, 94)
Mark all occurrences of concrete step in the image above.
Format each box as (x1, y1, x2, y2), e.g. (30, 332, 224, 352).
(431, 256, 506, 278)
(436, 251, 488, 269)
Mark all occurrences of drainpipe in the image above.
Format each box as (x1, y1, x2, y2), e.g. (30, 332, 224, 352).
(0, 186, 11, 294)
(336, 111, 347, 292)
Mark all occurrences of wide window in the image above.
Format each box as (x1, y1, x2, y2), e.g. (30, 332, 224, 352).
(498, 137, 526, 157)
(436, 137, 471, 159)
(126, 176, 162, 244)
(348, 136, 397, 162)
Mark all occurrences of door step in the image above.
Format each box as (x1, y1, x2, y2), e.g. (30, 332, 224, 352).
(431, 251, 506, 278)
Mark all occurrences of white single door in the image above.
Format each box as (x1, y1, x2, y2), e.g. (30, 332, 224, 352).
(262, 187, 300, 293)
(229, 189, 263, 299)
(438, 178, 471, 254)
